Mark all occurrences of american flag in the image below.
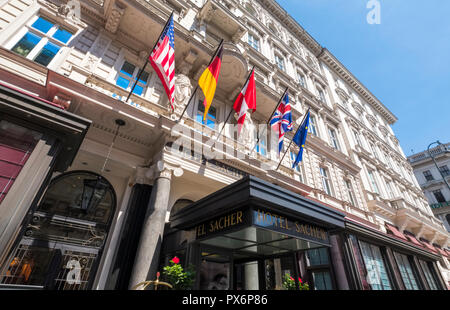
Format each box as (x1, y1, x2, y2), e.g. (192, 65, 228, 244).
(270, 92, 293, 153)
(149, 14, 175, 111)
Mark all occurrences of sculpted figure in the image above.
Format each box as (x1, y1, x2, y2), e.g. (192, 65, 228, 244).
(234, 110, 255, 150)
(173, 74, 192, 114)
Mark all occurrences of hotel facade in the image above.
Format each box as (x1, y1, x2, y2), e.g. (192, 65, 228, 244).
(0, 0, 449, 290)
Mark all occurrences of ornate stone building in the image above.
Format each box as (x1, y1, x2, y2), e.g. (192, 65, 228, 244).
(0, 0, 448, 290)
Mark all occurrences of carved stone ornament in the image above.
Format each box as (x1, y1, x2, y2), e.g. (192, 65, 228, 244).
(235, 110, 255, 148)
(173, 74, 193, 115)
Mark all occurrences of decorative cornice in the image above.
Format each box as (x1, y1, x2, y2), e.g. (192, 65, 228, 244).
(320, 49, 398, 125)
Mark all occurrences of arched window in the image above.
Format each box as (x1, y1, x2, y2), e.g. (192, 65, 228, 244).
(0, 171, 116, 290)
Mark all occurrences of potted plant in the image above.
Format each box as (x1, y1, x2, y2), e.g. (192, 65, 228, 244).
(162, 256, 196, 290)
(282, 274, 310, 290)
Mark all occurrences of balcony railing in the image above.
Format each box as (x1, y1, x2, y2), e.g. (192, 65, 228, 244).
(408, 143, 450, 163)
(430, 201, 450, 210)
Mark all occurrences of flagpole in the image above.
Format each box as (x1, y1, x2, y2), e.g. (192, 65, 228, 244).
(177, 39, 224, 122)
(126, 11, 174, 103)
(214, 66, 255, 144)
(275, 108, 310, 171)
(248, 86, 288, 157)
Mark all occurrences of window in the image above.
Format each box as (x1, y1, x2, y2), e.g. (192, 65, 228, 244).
(369, 142, 379, 160)
(419, 260, 439, 290)
(0, 171, 116, 289)
(11, 16, 73, 67)
(309, 114, 318, 136)
(393, 252, 420, 290)
(255, 127, 267, 156)
(196, 101, 216, 130)
(359, 241, 392, 290)
(345, 180, 357, 206)
(328, 128, 340, 150)
(353, 130, 362, 147)
(320, 167, 333, 196)
(423, 170, 434, 182)
(297, 72, 306, 88)
(0, 120, 43, 204)
(432, 189, 446, 203)
(305, 248, 333, 290)
(115, 61, 149, 97)
(317, 87, 326, 103)
(274, 53, 285, 71)
(439, 165, 450, 177)
(386, 181, 395, 199)
(247, 33, 260, 51)
(289, 151, 301, 176)
(367, 170, 379, 194)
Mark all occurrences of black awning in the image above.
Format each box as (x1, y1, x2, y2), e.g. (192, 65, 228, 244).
(170, 175, 346, 233)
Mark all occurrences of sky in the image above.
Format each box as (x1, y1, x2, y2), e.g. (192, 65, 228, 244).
(277, 0, 450, 156)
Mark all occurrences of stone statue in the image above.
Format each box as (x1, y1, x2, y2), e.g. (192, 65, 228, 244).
(173, 74, 192, 114)
(235, 110, 255, 150)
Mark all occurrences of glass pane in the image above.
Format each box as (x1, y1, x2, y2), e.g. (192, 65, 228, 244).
(11, 32, 42, 57)
(199, 254, 230, 290)
(52, 28, 73, 44)
(116, 76, 130, 89)
(34, 42, 60, 66)
(132, 84, 144, 96)
(120, 61, 135, 77)
(31, 17, 54, 33)
(138, 71, 149, 84)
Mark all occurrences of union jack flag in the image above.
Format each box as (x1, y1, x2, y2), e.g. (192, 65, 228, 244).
(149, 14, 175, 111)
(270, 92, 293, 153)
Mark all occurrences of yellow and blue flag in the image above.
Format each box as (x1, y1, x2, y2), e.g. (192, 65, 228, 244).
(292, 109, 310, 169)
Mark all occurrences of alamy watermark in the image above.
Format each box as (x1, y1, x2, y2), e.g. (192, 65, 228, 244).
(367, 0, 381, 24)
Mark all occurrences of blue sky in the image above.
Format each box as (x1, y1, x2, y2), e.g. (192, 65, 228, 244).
(277, 0, 450, 156)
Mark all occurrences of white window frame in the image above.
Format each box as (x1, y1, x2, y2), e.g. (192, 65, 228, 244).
(320, 167, 333, 196)
(6, 15, 76, 69)
(247, 32, 260, 52)
(328, 127, 340, 150)
(113, 60, 152, 100)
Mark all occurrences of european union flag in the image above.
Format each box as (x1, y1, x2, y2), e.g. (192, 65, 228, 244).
(292, 109, 310, 169)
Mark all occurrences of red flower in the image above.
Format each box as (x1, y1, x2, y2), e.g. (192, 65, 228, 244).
(171, 256, 180, 264)
(289, 276, 294, 281)
(298, 277, 302, 283)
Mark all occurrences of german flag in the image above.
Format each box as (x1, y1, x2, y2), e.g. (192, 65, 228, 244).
(198, 41, 224, 120)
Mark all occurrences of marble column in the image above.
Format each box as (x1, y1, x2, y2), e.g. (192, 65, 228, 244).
(128, 161, 183, 289)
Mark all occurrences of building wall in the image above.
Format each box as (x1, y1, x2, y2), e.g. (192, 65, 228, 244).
(0, 0, 448, 289)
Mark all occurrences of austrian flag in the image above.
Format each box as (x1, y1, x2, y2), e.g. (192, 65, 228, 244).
(149, 14, 175, 111)
(233, 69, 256, 135)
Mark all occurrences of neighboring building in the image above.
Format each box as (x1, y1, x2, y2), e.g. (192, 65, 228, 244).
(408, 143, 450, 233)
(0, 0, 448, 290)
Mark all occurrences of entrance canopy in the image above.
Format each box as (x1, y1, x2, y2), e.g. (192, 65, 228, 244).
(171, 176, 346, 253)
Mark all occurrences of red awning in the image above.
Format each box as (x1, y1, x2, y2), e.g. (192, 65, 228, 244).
(405, 234, 423, 247)
(434, 247, 448, 257)
(421, 241, 438, 253)
(385, 223, 408, 241)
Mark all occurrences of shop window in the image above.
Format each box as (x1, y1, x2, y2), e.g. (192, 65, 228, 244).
(393, 252, 420, 290)
(114, 61, 150, 97)
(0, 171, 116, 289)
(0, 120, 42, 204)
(359, 241, 392, 290)
(348, 235, 371, 290)
(311, 271, 333, 290)
(10, 16, 73, 67)
(419, 260, 439, 290)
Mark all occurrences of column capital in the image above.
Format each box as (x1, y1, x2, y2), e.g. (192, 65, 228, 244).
(145, 160, 183, 181)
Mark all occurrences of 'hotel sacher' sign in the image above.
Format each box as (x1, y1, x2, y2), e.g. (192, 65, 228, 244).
(194, 207, 330, 246)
